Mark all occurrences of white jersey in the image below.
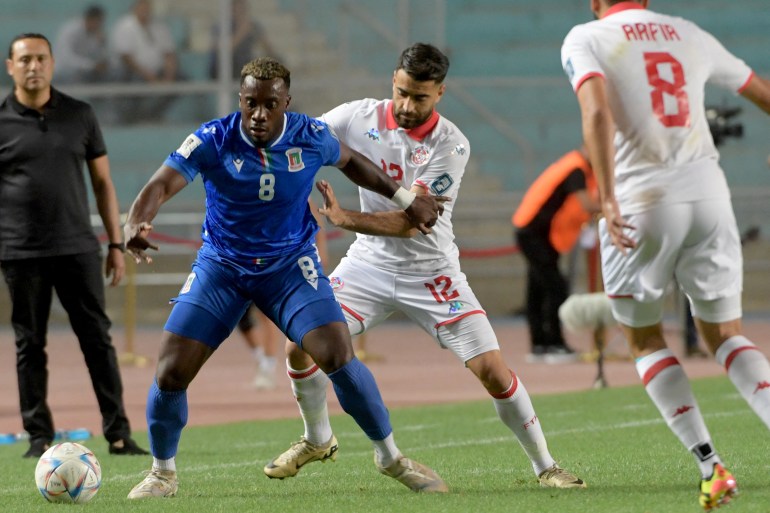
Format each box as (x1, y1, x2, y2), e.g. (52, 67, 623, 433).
(561, 3, 753, 214)
(320, 98, 470, 273)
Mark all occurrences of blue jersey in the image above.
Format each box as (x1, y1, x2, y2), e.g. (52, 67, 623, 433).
(165, 111, 341, 261)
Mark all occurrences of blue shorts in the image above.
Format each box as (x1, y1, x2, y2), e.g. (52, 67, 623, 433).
(164, 243, 345, 349)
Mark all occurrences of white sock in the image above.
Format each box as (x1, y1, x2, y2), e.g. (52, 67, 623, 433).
(259, 356, 277, 375)
(152, 457, 176, 472)
(636, 349, 719, 477)
(492, 373, 555, 476)
(372, 433, 400, 468)
(253, 346, 264, 362)
(288, 362, 333, 445)
(715, 335, 770, 430)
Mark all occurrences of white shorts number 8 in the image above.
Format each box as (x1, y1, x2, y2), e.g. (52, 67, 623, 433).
(297, 256, 318, 282)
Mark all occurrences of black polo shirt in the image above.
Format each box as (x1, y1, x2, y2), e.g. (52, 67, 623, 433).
(0, 87, 107, 260)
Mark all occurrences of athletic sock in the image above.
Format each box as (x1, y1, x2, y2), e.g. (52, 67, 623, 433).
(715, 336, 770, 430)
(287, 362, 333, 445)
(491, 372, 555, 475)
(327, 357, 392, 441)
(636, 349, 719, 477)
(146, 380, 188, 461)
(372, 433, 400, 468)
(260, 355, 277, 375)
(152, 457, 176, 472)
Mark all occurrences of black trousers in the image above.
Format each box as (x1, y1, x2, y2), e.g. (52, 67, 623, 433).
(1, 252, 131, 444)
(515, 230, 569, 351)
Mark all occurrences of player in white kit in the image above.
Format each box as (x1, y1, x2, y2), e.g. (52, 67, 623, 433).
(562, 0, 770, 509)
(263, 43, 586, 490)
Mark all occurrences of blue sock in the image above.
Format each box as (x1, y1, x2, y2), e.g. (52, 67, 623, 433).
(146, 380, 188, 459)
(327, 357, 392, 440)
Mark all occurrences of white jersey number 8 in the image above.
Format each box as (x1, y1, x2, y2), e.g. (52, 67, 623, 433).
(259, 173, 275, 201)
(644, 51, 690, 128)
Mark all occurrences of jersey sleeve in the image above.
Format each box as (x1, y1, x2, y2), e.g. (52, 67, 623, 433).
(413, 134, 470, 199)
(317, 100, 363, 141)
(561, 25, 604, 92)
(308, 118, 341, 167)
(695, 25, 753, 92)
(163, 123, 217, 182)
(83, 103, 107, 161)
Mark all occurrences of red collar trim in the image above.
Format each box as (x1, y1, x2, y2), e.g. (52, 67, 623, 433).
(385, 101, 440, 142)
(603, 1, 645, 19)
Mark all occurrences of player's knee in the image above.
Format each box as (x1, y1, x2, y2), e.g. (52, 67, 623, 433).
(285, 340, 314, 368)
(155, 366, 192, 391)
(467, 351, 511, 394)
(300, 325, 354, 373)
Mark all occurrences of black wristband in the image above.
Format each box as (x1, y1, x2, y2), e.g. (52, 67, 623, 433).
(107, 242, 125, 253)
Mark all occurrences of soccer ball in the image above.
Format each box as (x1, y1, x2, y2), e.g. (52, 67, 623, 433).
(34, 442, 102, 503)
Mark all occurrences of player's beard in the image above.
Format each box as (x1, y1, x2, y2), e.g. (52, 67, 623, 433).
(395, 110, 429, 129)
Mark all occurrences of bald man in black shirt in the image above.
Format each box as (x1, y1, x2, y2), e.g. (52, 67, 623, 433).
(0, 33, 147, 458)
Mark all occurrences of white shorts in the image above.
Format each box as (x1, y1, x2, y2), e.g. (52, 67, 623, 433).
(330, 257, 499, 363)
(599, 198, 742, 327)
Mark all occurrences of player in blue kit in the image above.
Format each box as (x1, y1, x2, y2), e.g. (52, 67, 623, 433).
(123, 57, 449, 499)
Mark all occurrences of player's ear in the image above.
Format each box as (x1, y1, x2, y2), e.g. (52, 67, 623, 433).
(285, 94, 292, 110)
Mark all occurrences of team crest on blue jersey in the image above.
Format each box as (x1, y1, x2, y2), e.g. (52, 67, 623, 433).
(330, 276, 343, 291)
(365, 128, 381, 143)
(311, 122, 326, 132)
(286, 148, 305, 172)
(430, 173, 454, 195)
(411, 145, 430, 165)
(202, 126, 216, 134)
(448, 301, 464, 314)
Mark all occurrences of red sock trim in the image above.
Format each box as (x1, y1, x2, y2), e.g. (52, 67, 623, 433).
(491, 370, 518, 399)
(288, 364, 320, 380)
(724, 346, 759, 372)
(642, 356, 679, 386)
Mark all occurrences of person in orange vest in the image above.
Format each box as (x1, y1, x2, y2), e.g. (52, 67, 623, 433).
(513, 146, 600, 363)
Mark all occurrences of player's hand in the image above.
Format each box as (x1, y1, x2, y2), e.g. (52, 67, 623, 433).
(104, 247, 126, 286)
(405, 195, 451, 235)
(124, 222, 158, 264)
(602, 198, 636, 254)
(316, 180, 347, 227)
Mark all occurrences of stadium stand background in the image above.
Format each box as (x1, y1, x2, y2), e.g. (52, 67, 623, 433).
(1, 0, 768, 324)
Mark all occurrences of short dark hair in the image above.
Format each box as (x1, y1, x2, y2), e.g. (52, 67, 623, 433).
(240, 57, 291, 89)
(395, 43, 449, 84)
(8, 33, 52, 59)
(85, 4, 105, 19)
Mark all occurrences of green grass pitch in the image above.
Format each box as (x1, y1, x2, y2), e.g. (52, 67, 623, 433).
(2, 376, 768, 512)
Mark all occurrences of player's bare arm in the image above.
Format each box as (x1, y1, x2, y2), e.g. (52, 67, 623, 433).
(740, 74, 770, 115)
(124, 165, 188, 264)
(576, 75, 636, 253)
(316, 180, 443, 237)
(334, 142, 449, 234)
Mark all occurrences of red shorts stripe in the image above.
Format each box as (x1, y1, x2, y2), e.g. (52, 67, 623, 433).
(642, 356, 679, 386)
(434, 310, 486, 329)
(288, 364, 320, 380)
(340, 303, 364, 322)
(724, 346, 759, 372)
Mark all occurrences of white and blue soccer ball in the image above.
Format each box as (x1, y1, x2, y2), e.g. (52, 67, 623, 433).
(34, 442, 102, 503)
